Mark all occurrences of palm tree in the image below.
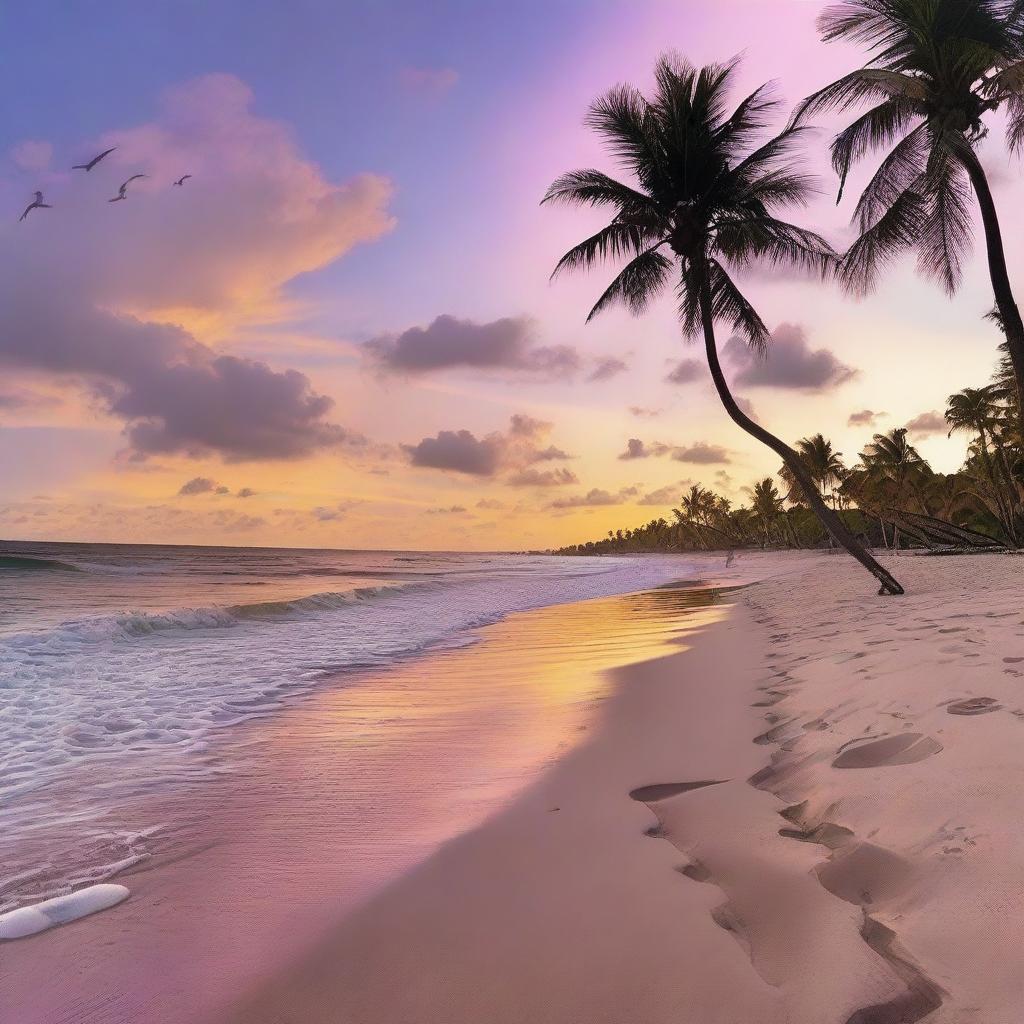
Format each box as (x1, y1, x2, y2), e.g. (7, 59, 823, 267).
(798, 0, 1024, 409)
(750, 477, 785, 546)
(543, 54, 903, 594)
(946, 384, 1019, 540)
(780, 434, 848, 508)
(859, 427, 930, 548)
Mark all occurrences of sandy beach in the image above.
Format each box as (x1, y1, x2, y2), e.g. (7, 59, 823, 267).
(225, 551, 1024, 1024)
(5, 551, 1024, 1023)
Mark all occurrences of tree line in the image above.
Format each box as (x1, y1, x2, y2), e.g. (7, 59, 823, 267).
(557, 348, 1023, 554)
(544, 1, 1024, 594)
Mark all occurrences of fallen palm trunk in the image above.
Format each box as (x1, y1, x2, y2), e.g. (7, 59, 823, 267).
(880, 509, 1004, 552)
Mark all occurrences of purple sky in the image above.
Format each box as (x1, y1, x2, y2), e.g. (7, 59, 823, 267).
(0, 1, 1014, 548)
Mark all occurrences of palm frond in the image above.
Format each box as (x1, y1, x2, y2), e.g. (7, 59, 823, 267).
(714, 81, 781, 156)
(853, 121, 930, 229)
(541, 169, 657, 211)
(1005, 93, 1024, 151)
(585, 84, 668, 196)
(550, 223, 660, 279)
(917, 141, 973, 294)
(716, 216, 838, 277)
(840, 185, 929, 293)
(817, 2, 902, 50)
(586, 246, 673, 322)
(793, 68, 926, 125)
(830, 96, 924, 200)
(708, 259, 771, 352)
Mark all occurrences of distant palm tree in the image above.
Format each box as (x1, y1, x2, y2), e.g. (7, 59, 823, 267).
(947, 384, 1019, 541)
(780, 434, 848, 508)
(543, 54, 903, 594)
(750, 477, 785, 546)
(799, 0, 1024, 409)
(859, 427, 930, 549)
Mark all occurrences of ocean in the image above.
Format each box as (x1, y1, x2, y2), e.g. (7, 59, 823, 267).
(0, 540, 697, 917)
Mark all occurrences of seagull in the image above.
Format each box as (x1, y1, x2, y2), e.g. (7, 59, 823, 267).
(108, 174, 146, 203)
(19, 191, 51, 221)
(173, 174, 192, 187)
(72, 146, 116, 172)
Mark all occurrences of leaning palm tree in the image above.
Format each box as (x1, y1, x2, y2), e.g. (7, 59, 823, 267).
(798, 0, 1024, 409)
(543, 54, 903, 594)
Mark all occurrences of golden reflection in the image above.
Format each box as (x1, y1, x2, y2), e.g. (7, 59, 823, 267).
(253, 584, 735, 834)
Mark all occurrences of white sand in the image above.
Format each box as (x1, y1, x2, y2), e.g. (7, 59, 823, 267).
(230, 551, 1024, 1024)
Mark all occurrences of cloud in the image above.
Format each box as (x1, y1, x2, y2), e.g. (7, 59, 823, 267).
(548, 488, 625, 510)
(629, 406, 661, 418)
(619, 438, 730, 463)
(366, 315, 582, 379)
(735, 396, 758, 421)
(505, 467, 578, 487)
(509, 414, 550, 439)
(426, 505, 470, 515)
(905, 410, 946, 439)
(178, 476, 219, 495)
(588, 357, 629, 382)
(0, 386, 59, 411)
(405, 429, 502, 475)
(672, 442, 730, 464)
(476, 498, 507, 510)
(848, 409, 885, 427)
(312, 504, 349, 521)
(723, 323, 857, 391)
(638, 482, 690, 506)
(236, 487, 256, 498)
(10, 140, 52, 171)
(0, 299, 360, 460)
(400, 67, 459, 96)
(404, 415, 573, 479)
(665, 358, 704, 385)
(0, 73, 394, 462)
(618, 438, 649, 460)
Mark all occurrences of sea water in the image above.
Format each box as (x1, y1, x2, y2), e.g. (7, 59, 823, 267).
(0, 541, 694, 913)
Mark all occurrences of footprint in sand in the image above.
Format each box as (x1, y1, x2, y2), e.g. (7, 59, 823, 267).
(815, 841, 914, 906)
(832, 733, 942, 769)
(629, 780, 727, 802)
(675, 860, 712, 883)
(946, 697, 1002, 716)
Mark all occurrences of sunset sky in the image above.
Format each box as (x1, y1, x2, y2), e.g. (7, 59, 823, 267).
(1, 0, 1017, 550)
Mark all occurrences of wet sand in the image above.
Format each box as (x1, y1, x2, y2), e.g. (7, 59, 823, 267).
(0, 580, 737, 1024)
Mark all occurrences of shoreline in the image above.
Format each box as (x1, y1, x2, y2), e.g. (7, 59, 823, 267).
(225, 562, 913, 1024)
(0, 573, 739, 1024)
(226, 550, 1024, 1024)
(7, 551, 1018, 1022)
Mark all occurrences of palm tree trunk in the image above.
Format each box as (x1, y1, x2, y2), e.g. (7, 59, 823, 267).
(698, 279, 903, 595)
(960, 150, 1024, 412)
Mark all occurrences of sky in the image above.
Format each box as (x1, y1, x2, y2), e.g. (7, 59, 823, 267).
(0, 0, 1017, 551)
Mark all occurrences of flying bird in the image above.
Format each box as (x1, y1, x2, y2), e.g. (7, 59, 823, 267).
(19, 191, 51, 221)
(72, 147, 116, 172)
(108, 174, 146, 203)
(173, 174, 192, 187)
